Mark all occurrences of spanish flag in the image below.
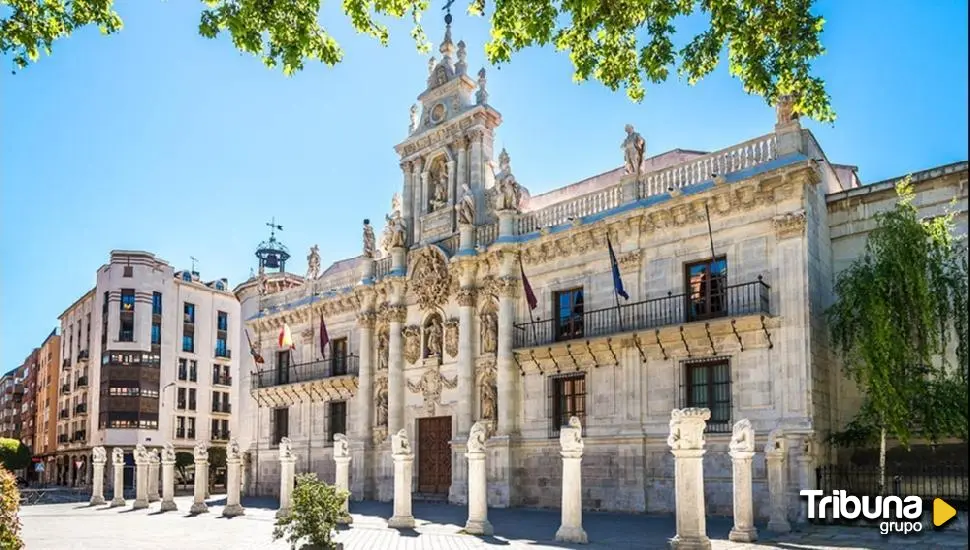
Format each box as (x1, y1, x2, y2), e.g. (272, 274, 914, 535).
(278, 323, 295, 350)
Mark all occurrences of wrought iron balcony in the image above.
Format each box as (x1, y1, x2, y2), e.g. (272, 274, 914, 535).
(215, 348, 231, 359)
(211, 403, 232, 414)
(75, 403, 88, 415)
(212, 375, 232, 387)
(60, 383, 71, 394)
(62, 358, 72, 370)
(77, 349, 89, 362)
(57, 433, 68, 443)
(175, 428, 186, 438)
(76, 376, 88, 389)
(210, 430, 230, 441)
(59, 409, 69, 419)
(73, 430, 86, 442)
(252, 356, 359, 390)
(513, 278, 771, 349)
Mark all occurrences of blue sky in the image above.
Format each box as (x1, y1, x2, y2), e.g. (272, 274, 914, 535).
(1, 0, 967, 371)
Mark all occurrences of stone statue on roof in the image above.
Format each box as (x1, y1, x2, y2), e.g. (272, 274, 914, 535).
(622, 124, 646, 176)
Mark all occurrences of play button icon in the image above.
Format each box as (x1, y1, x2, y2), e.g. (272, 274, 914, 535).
(933, 498, 957, 527)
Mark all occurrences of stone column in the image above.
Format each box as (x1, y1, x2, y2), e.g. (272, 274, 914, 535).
(89, 447, 106, 506)
(190, 442, 210, 515)
(387, 302, 407, 435)
(387, 429, 415, 529)
(456, 287, 477, 437)
(160, 443, 177, 512)
(333, 434, 353, 524)
(495, 273, 517, 436)
(110, 448, 125, 507)
(148, 450, 160, 503)
(765, 429, 791, 533)
(468, 129, 483, 190)
(796, 435, 816, 524)
(464, 422, 493, 535)
(356, 306, 376, 440)
(457, 137, 468, 216)
(728, 420, 758, 543)
(555, 417, 587, 544)
(276, 437, 296, 518)
(132, 444, 149, 510)
(223, 439, 245, 517)
(667, 408, 712, 550)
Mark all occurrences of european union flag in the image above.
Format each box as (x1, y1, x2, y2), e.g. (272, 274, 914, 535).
(608, 235, 629, 300)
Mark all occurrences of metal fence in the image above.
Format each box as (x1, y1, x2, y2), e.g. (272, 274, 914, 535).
(815, 463, 969, 515)
(252, 356, 360, 389)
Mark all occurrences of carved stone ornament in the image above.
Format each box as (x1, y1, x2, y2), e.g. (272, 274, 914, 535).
(112, 447, 124, 466)
(333, 433, 349, 459)
(149, 449, 160, 465)
(375, 376, 388, 428)
(227, 438, 241, 461)
(162, 442, 176, 462)
(765, 427, 786, 455)
(559, 416, 584, 454)
(444, 318, 459, 357)
(729, 419, 756, 453)
(457, 183, 476, 225)
(467, 421, 488, 454)
(480, 310, 498, 354)
(494, 150, 522, 212)
(478, 363, 497, 421)
(456, 287, 477, 307)
(666, 408, 711, 451)
(92, 446, 107, 463)
(306, 244, 321, 280)
(622, 124, 646, 176)
(425, 316, 444, 357)
(410, 247, 451, 311)
(134, 444, 149, 465)
(407, 363, 458, 416)
(391, 429, 412, 456)
(772, 210, 807, 239)
(194, 440, 209, 461)
(300, 327, 314, 341)
(776, 94, 800, 126)
(363, 219, 377, 258)
(278, 437, 293, 460)
(403, 325, 421, 364)
(382, 193, 408, 252)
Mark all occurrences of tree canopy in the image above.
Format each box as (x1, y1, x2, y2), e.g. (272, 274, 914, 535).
(0, 438, 31, 472)
(1, 0, 835, 121)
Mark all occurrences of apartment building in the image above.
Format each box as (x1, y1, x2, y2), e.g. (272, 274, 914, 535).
(32, 329, 61, 482)
(0, 367, 25, 440)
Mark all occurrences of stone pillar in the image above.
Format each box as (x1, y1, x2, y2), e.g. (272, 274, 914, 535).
(667, 408, 712, 550)
(765, 429, 791, 533)
(148, 450, 160, 503)
(110, 448, 125, 507)
(160, 443, 177, 512)
(89, 447, 106, 506)
(728, 420, 758, 543)
(356, 307, 375, 440)
(457, 137, 468, 214)
(333, 434, 353, 524)
(276, 437, 296, 518)
(796, 435, 816, 524)
(456, 288, 477, 437)
(495, 275, 517, 436)
(132, 444, 149, 510)
(555, 417, 587, 544)
(496, 210, 516, 240)
(190, 442, 210, 515)
(223, 438, 245, 517)
(621, 174, 639, 204)
(387, 303, 407, 435)
(468, 129, 483, 190)
(401, 161, 414, 243)
(464, 422, 493, 535)
(387, 429, 415, 529)
(458, 224, 475, 252)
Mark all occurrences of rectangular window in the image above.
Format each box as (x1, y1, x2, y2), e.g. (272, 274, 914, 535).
(215, 337, 228, 357)
(85, 313, 91, 348)
(183, 303, 195, 324)
(123, 265, 133, 277)
(273, 407, 289, 444)
(551, 374, 586, 435)
(182, 334, 194, 353)
(152, 292, 163, 315)
(178, 358, 187, 381)
(554, 288, 585, 341)
(176, 416, 186, 438)
(332, 338, 348, 376)
(151, 323, 161, 346)
(121, 289, 135, 312)
(217, 311, 228, 332)
(119, 289, 135, 342)
(328, 401, 347, 442)
(189, 360, 197, 382)
(683, 357, 731, 432)
(187, 417, 196, 439)
(276, 350, 291, 385)
(101, 292, 109, 346)
(685, 257, 728, 322)
(188, 388, 196, 411)
(177, 387, 186, 410)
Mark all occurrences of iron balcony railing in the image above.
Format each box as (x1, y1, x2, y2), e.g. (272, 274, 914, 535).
(210, 430, 230, 441)
(57, 434, 68, 443)
(253, 355, 359, 389)
(212, 375, 232, 387)
(514, 278, 771, 349)
(74, 403, 87, 415)
(62, 359, 71, 370)
(60, 383, 71, 395)
(58, 409, 69, 419)
(215, 348, 231, 359)
(73, 430, 86, 442)
(76, 376, 88, 388)
(211, 403, 232, 414)
(77, 349, 89, 361)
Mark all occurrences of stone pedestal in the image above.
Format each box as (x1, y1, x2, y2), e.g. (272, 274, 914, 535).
(387, 429, 415, 529)
(132, 445, 150, 510)
(555, 417, 587, 544)
(496, 210, 516, 239)
(458, 224, 476, 252)
(190, 442, 210, 515)
(333, 434, 353, 524)
(667, 408, 712, 550)
(110, 449, 126, 507)
(796, 436, 816, 524)
(148, 451, 160, 503)
(464, 423, 493, 535)
(765, 429, 791, 533)
(390, 247, 406, 273)
(728, 420, 758, 543)
(90, 448, 107, 506)
(277, 438, 296, 519)
(223, 441, 245, 518)
(620, 175, 639, 204)
(360, 255, 375, 283)
(160, 444, 177, 512)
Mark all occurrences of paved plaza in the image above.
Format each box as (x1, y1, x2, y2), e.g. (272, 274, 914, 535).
(18, 492, 968, 550)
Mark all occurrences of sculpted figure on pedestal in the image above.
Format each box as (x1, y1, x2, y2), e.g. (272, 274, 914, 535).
(430, 168, 449, 212)
(444, 318, 459, 357)
(409, 104, 419, 133)
(479, 367, 497, 421)
(363, 219, 376, 258)
(559, 417, 584, 453)
(383, 194, 408, 250)
(480, 311, 497, 354)
(306, 245, 321, 280)
(391, 429, 412, 456)
(112, 447, 124, 466)
(375, 378, 389, 428)
(194, 440, 209, 461)
(425, 317, 443, 357)
(476, 68, 488, 105)
(467, 422, 488, 453)
(730, 419, 755, 453)
(278, 437, 293, 460)
(377, 329, 389, 370)
(162, 442, 176, 462)
(227, 438, 241, 461)
(92, 446, 106, 463)
(134, 444, 149, 464)
(622, 124, 646, 175)
(333, 434, 349, 459)
(776, 94, 799, 126)
(667, 408, 711, 450)
(494, 149, 522, 212)
(457, 183, 475, 225)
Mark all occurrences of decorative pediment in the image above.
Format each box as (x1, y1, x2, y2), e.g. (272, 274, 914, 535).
(408, 246, 451, 311)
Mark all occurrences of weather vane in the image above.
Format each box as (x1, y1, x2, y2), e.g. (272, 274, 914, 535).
(442, 0, 454, 23)
(190, 256, 198, 272)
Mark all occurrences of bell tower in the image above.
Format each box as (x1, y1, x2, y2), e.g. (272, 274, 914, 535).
(394, 10, 502, 246)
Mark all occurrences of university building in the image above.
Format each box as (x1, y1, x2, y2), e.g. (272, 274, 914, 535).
(50, 250, 240, 487)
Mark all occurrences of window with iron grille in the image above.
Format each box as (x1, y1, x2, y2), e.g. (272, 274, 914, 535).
(332, 338, 348, 376)
(554, 288, 584, 341)
(550, 373, 586, 436)
(273, 407, 289, 444)
(680, 356, 732, 433)
(328, 401, 347, 442)
(684, 257, 728, 322)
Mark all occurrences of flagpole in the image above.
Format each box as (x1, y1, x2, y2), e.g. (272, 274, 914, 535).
(518, 256, 539, 346)
(609, 234, 624, 332)
(704, 202, 716, 261)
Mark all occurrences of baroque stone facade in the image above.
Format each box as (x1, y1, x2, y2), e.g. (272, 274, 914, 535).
(233, 22, 969, 524)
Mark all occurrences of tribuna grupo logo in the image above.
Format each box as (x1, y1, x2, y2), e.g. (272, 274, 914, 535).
(801, 490, 925, 535)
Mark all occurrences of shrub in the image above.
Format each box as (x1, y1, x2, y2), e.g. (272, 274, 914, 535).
(0, 465, 24, 550)
(272, 473, 348, 550)
(0, 439, 30, 473)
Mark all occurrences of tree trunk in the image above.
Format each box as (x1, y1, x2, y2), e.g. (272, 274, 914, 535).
(878, 427, 887, 494)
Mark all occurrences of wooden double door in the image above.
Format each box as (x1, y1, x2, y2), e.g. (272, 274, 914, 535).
(417, 416, 452, 495)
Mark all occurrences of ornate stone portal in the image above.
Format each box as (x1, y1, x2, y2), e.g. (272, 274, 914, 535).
(407, 362, 458, 416)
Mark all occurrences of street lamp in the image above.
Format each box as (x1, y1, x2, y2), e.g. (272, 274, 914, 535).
(160, 382, 176, 407)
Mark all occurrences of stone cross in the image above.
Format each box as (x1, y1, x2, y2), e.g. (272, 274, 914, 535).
(387, 429, 415, 529)
(190, 441, 210, 515)
(89, 446, 107, 506)
(148, 450, 160, 503)
(223, 438, 245, 517)
(276, 437, 296, 519)
(332, 434, 353, 524)
(464, 422, 493, 535)
(110, 447, 126, 507)
(555, 417, 587, 544)
(728, 419, 758, 542)
(132, 444, 150, 510)
(160, 443, 177, 512)
(765, 428, 791, 533)
(667, 408, 712, 550)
